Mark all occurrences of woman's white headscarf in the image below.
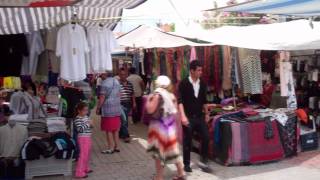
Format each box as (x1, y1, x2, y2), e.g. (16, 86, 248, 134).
(154, 76, 177, 116)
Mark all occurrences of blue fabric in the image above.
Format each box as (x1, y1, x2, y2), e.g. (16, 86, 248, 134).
(133, 52, 140, 74)
(48, 71, 59, 86)
(222, 0, 320, 16)
(214, 111, 246, 148)
(119, 105, 130, 138)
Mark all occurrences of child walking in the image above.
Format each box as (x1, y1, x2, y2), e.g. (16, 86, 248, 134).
(74, 102, 93, 178)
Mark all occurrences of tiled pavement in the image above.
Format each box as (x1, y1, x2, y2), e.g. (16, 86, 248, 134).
(35, 116, 320, 180)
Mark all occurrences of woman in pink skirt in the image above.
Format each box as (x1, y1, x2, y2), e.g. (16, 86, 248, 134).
(97, 72, 121, 154)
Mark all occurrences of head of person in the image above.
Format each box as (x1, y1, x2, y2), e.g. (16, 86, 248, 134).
(119, 68, 128, 82)
(155, 76, 171, 91)
(22, 81, 37, 96)
(75, 102, 89, 117)
(100, 70, 113, 80)
(129, 67, 136, 75)
(189, 60, 203, 80)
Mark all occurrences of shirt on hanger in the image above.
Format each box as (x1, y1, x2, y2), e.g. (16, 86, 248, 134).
(56, 24, 89, 81)
(87, 26, 118, 73)
(21, 31, 45, 75)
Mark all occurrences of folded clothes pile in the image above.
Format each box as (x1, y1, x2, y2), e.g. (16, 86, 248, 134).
(46, 117, 66, 133)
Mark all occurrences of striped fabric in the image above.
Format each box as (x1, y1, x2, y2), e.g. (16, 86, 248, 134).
(0, 0, 146, 34)
(213, 0, 320, 17)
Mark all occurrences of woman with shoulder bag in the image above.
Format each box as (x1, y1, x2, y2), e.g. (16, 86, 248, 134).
(96, 71, 121, 154)
(145, 76, 185, 180)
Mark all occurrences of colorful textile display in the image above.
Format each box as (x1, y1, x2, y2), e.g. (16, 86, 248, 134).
(238, 48, 263, 95)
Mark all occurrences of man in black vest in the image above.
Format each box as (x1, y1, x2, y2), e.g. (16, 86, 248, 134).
(178, 60, 212, 173)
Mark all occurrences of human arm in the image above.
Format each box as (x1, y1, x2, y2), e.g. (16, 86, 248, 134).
(74, 119, 90, 133)
(96, 94, 105, 115)
(178, 81, 189, 126)
(132, 95, 136, 110)
(145, 94, 160, 115)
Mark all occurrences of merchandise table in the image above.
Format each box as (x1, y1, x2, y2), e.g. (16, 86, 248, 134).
(195, 109, 298, 166)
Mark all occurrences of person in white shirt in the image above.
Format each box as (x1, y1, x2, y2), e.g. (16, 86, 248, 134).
(127, 67, 145, 124)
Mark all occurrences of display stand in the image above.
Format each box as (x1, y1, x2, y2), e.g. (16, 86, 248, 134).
(25, 121, 73, 179)
(25, 157, 72, 179)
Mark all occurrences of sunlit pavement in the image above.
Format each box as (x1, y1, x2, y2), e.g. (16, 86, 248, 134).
(35, 116, 320, 180)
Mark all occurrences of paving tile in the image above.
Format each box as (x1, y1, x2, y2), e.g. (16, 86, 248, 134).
(34, 114, 320, 180)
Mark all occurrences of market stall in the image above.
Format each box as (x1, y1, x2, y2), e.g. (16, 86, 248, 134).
(0, 0, 147, 179)
(129, 20, 320, 166)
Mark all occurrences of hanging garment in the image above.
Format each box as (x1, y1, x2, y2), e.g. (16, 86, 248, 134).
(202, 47, 210, 84)
(0, 34, 28, 76)
(172, 51, 178, 84)
(181, 48, 189, 80)
(139, 49, 145, 75)
(279, 51, 297, 109)
(132, 51, 140, 74)
(21, 31, 45, 75)
(166, 50, 173, 80)
(56, 24, 89, 81)
(190, 46, 197, 62)
(222, 46, 232, 90)
(260, 50, 277, 79)
(231, 47, 241, 86)
(213, 46, 223, 92)
(159, 51, 167, 75)
(46, 27, 60, 73)
(239, 48, 263, 95)
(87, 26, 118, 73)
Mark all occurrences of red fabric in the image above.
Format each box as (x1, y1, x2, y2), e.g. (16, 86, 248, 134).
(0, 77, 3, 87)
(248, 121, 284, 163)
(213, 46, 222, 92)
(260, 83, 275, 106)
(30, 1, 75, 7)
(100, 116, 121, 132)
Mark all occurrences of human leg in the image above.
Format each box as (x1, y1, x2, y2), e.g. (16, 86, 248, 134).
(196, 118, 212, 173)
(112, 130, 120, 152)
(154, 159, 164, 180)
(182, 123, 193, 172)
(85, 137, 92, 173)
(175, 160, 185, 178)
(75, 136, 89, 178)
(119, 105, 130, 139)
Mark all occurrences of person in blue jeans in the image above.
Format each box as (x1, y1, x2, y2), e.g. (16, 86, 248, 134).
(118, 68, 136, 143)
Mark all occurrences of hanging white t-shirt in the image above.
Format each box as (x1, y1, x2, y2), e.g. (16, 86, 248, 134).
(87, 26, 118, 73)
(21, 31, 44, 75)
(56, 24, 89, 81)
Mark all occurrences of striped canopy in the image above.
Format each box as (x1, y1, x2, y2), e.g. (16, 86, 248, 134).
(0, 0, 146, 34)
(209, 0, 320, 17)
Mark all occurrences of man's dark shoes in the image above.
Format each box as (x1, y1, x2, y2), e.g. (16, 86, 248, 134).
(184, 166, 192, 173)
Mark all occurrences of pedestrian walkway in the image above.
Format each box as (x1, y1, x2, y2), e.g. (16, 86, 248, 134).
(36, 116, 320, 180)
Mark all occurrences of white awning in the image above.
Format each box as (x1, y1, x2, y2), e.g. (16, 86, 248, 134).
(117, 25, 212, 48)
(197, 20, 320, 51)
